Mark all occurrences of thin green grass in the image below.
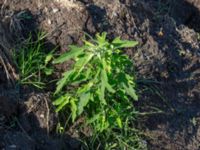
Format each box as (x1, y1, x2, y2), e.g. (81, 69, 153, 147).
(14, 32, 54, 89)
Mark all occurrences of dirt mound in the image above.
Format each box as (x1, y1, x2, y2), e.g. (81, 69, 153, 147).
(0, 0, 200, 149)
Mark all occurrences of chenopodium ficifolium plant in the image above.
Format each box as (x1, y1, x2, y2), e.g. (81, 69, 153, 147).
(53, 32, 138, 132)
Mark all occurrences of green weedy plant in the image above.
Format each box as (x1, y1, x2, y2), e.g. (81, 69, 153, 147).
(53, 32, 138, 132)
(14, 33, 54, 89)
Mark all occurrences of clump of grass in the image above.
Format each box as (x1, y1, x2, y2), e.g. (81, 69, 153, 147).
(53, 32, 145, 149)
(14, 32, 54, 89)
(82, 117, 147, 150)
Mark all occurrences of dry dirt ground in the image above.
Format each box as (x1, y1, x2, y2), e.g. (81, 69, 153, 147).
(0, 0, 200, 149)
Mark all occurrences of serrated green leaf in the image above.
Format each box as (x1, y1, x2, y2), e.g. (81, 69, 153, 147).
(73, 53, 93, 79)
(53, 95, 70, 112)
(71, 73, 88, 86)
(123, 83, 138, 101)
(96, 32, 107, 44)
(102, 70, 115, 93)
(53, 95, 67, 105)
(74, 53, 93, 70)
(112, 37, 138, 48)
(85, 68, 92, 79)
(105, 81, 115, 93)
(55, 100, 70, 112)
(77, 82, 93, 95)
(83, 40, 94, 47)
(70, 98, 77, 122)
(53, 45, 85, 64)
(55, 70, 73, 94)
(116, 117, 122, 128)
(99, 82, 106, 104)
(78, 92, 91, 115)
(101, 59, 115, 93)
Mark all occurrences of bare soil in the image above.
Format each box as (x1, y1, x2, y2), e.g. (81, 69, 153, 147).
(0, 0, 200, 149)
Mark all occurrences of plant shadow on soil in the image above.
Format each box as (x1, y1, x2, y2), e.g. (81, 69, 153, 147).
(86, 4, 110, 33)
(0, 10, 81, 150)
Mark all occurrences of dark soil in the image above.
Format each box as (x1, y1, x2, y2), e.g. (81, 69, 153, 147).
(0, 0, 200, 149)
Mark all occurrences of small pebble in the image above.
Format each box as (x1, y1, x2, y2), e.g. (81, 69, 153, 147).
(53, 8, 59, 13)
(47, 19, 51, 25)
(40, 114, 44, 118)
